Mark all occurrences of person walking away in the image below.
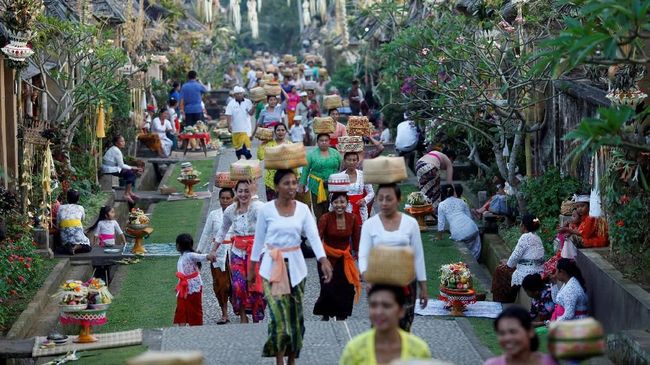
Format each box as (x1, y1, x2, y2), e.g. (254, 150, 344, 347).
(101, 135, 142, 204)
(342, 152, 375, 223)
(437, 184, 481, 260)
(225, 86, 255, 160)
(299, 134, 343, 221)
(358, 184, 429, 331)
(416, 148, 455, 211)
(314, 193, 361, 321)
(179, 71, 207, 127)
(249, 169, 333, 365)
(198, 188, 235, 325)
(502, 214, 544, 308)
(484, 306, 557, 365)
(339, 285, 432, 365)
(348, 80, 362, 116)
(174, 233, 216, 326)
(57, 189, 92, 255)
(151, 108, 175, 157)
(394, 114, 419, 171)
(289, 116, 306, 144)
(87, 206, 125, 247)
(211, 181, 266, 324)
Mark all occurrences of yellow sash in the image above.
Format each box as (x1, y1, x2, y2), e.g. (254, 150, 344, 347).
(309, 174, 328, 203)
(60, 219, 82, 229)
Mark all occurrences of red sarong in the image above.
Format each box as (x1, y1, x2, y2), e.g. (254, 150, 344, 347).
(173, 289, 203, 326)
(233, 235, 263, 293)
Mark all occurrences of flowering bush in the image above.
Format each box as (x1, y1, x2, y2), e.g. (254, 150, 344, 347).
(607, 191, 650, 281)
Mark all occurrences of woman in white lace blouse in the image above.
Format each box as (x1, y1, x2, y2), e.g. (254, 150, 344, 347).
(550, 258, 589, 322)
(342, 152, 374, 223)
(506, 214, 545, 286)
(210, 181, 265, 324)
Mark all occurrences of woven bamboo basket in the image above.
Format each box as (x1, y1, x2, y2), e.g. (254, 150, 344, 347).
(363, 157, 408, 184)
(319, 68, 329, 78)
(250, 87, 266, 102)
(255, 127, 274, 141)
(230, 159, 262, 180)
(323, 95, 342, 110)
(364, 246, 416, 286)
(264, 143, 307, 169)
(23, 119, 49, 146)
(560, 199, 574, 216)
(264, 82, 281, 97)
(312, 117, 336, 134)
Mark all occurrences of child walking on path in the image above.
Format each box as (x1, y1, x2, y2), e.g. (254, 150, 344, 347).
(87, 206, 125, 247)
(174, 233, 215, 326)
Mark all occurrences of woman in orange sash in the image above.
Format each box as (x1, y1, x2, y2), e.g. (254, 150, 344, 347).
(314, 192, 361, 321)
(210, 180, 266, 324)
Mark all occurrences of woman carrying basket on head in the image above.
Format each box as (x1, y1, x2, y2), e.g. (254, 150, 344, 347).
(249, 169, 333, 365)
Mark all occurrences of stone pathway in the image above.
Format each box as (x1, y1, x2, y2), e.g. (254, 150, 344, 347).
(177, 145, 487, 364)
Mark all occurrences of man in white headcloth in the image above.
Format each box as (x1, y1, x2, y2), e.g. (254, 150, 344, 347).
(225, 86, 255, 159)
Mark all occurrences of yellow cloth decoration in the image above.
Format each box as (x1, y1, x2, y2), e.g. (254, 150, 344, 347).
(60, 219, 83, 229)
(309, 174, 327, 203)
(96, 101, 106, 138)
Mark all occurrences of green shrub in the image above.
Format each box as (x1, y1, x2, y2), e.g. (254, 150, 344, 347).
(520, 168, 582, 219)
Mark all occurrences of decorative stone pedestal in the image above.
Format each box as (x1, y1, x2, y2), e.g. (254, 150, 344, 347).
(32, 227, 53, 258)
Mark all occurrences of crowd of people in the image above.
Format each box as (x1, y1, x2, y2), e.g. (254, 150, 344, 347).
(45, 50, 606, 365)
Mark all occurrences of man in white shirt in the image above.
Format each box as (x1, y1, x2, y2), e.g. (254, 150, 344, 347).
(395, 113, 419, 171)
(225, 86, 255, 159)
(289, 115, 306, 143)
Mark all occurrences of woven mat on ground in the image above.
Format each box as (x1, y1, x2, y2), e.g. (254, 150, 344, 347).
(32, 329, 142, 357)
(166, 191, 212, 201)
(122, 242, 179, 256)
(415, 300, 503, 318)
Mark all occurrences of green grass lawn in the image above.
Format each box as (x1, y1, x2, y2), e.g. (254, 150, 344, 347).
(145, 158, 216, 244)
(98, 257, 178, 333)
(166, 159, 215, 193)
(146, 199, 206, 243)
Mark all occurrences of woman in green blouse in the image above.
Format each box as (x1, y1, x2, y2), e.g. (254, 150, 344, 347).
(299, 133, 342, 220)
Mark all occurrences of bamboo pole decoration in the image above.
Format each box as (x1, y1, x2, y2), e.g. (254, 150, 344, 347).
(310, 0, 316, 19)
(303, 0, 311, 26)
(319, 0, 327, 21)
(231, 0, 241, 33)
(338, 0, 349, 47)
(40, 142, 54, 229)
(248, 0, 259, 39)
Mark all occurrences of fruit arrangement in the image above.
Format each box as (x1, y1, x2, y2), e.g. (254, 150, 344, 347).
(407, 191, 430, 207)
(56, 280, 89, 308)
(440, 262, 473, 291)
(87, 278, 112, 307)
(128, 208, 150, 226)
(178, 162, 201, 181)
